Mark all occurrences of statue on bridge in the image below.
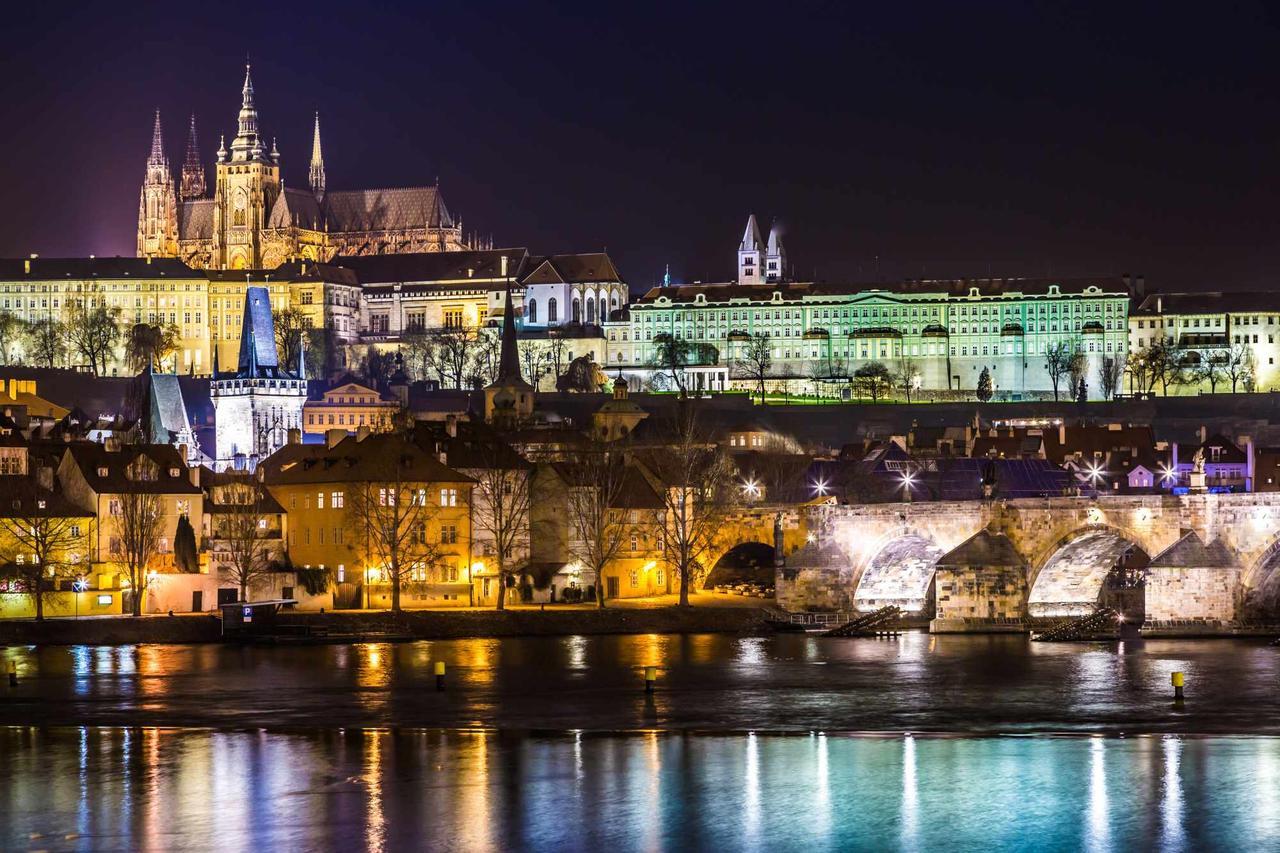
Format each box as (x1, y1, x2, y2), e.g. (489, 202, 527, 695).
(1189, 448, 1207, 493)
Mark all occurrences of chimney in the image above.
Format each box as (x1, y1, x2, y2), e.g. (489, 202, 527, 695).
(23, 259, 30, 274)
(445, 413, 458, 438)
(326, 428, 345, 449)
(356, 425, 371, 442)
(1058, 423, 1066, 445)
(1247, 436, 1256, 492)
(188, 463, 200, 488)
(501, 255, 508, 277)
(35, 466, 53, 493)
(1136, 274, 1146, 296)
(287, 428, 301, 445)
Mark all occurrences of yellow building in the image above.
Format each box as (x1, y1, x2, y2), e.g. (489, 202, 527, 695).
(261, 433, 475, 609)
(302, 378, 400, 435)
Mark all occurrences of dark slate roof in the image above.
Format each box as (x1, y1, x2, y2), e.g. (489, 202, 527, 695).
(0, 476, 92, 519)
(260, 433, 475, 486)
(268, 188, 323, 230)
(178, 199, 215, 241)
(520, 253, 624, 285)
(549, 462, 665, 510)
(146, 372, 190, 443)
(0, 256, 199, 280)
(936, 530, 1025, 568)
(235, 286, 284, 375)
(410, 420, 532, 470)
(332, 249, 530, 284)
(1148, 531, 1240, 569)
(64, 443, 201, 495)
(323, 186, 454, 231)
(1133, 292, 1280, 316)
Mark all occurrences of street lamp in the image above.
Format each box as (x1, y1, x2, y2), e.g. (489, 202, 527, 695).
(72, 577, 87, 619)
(812, 478, 829, 497)
(900, 471, 916, 503)
(1085, 462, 1106, 491)
(742, 479, 761, 500)
(1159, 464, 1177, 489)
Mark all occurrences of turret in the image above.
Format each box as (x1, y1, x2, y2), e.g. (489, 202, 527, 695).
(309, 112, 326, 202)
(137, 110, 179, 258)
(180, 114, 206, 200)
(737, 214, 764, 285)
(765, 220, 787, 283)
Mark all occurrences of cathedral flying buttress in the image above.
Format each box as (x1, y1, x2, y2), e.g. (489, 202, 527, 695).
(138, 64, 474, 271)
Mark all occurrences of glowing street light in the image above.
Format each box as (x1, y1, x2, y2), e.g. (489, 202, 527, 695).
(742, 479, 761, 499)
(1159, 464, 1177, 487)
(900, 471, 916, 503)
(1085, 463, 1106, 487)
(812, 478, 829, 497)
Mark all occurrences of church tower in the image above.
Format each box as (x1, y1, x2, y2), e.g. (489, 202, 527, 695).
(737, 214, 764, 285)
(309, 112, 325, 202)
(180, 114, 206, 200)
(137, 110, 179, 258)
(765, 220, 787, 283)
(212, 63, 281, 269)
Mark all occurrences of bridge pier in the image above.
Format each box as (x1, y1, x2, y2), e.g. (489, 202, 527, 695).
(930, 530, 1029, 633)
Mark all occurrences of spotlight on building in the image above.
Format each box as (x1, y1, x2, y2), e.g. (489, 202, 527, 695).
(812, 478, 829, 497)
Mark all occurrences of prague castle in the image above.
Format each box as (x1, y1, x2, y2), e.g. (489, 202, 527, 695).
(138, 64, 468, 270)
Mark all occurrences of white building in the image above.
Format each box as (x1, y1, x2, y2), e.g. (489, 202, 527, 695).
(211, 286, 306, 470)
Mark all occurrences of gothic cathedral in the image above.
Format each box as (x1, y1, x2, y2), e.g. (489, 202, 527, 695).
(137, 65, 471, 270)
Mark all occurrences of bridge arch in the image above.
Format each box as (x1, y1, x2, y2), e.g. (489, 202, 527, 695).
(1244, 538, 1280, 618)
(852, 532, 946, 614)
(1027, 527, 1150, 617)
(705, 541, 777, 589)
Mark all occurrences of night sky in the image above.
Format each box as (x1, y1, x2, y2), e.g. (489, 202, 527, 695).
(3, 1, 1280, 292)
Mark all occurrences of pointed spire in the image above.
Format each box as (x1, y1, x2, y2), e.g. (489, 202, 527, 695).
(212, 342, 220, 377)
(496, 284, 524, 385)
(216, 134, 227, 163)
(232, 60, 264, 161)
(309, 112, 326, 201)
(663, 263, 671, 287)
(180, 114, 206, 200)
(740, 214, 762, 251)
(148, 109, 166, 165)
(767, 221, 784, 255)
(297, 330, 306, 378)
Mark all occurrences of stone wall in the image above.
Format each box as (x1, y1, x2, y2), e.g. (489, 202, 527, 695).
(1146, 567, 1242, 624)
(933, 565, 1027, 631)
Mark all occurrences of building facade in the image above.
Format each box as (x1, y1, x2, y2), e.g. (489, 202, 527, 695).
(138, 65, 470, 271)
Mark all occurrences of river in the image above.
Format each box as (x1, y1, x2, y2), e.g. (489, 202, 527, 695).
(4, 632, 1280, 850)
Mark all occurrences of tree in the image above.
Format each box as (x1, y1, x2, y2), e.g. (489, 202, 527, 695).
(66, 304, 122, 376)
(1100, 355, 1124, 400)
(853, 362, 893, 401)
(0, 311, 23, 365)
(1068, 349, 1087, 398)
(124, 322, 180, 373)
(735, 334, 773, 401)
(174, 513, 199, 573)
(469, 332, 501, 388)
(344, 444, 448, 613)
(1147, 340, 1186, 395)
(401, 330, 435, 382)
(1191, 353, 1226, 394)
(25, 318, 67, 368)
(428, 327, 480, 389)
(545, 334, 570, 388)
(520, 344, 550, 391)
(273, 306, 312, 372)
(895, 358, 922, 403)
(557, 355, 600, 392)
(1044, 340, 1078, 401)
(1225, 344, 1254, 393)
(1075, 375, 1088, 403)
(976, 367, 993, 402)
(637, 402, 732, 607)
(650, 333, 692, 397)
(113, 490, 163, 617)
(563, 443, 631, 608)
(216, 480, 273, 601)
(0, 498, 87, 622)
(470, 462, 533, 610)
(305, 327, 335, 379)
(359, 347, 395, 387)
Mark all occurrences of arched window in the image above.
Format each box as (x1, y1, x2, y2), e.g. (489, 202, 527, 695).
(586, 297, 595, 325)
(548, 298, 558, 323)
(572, 298, 581, 323)
(527, 298, 537, 323)
(611, 294, 619, 310)
(601, 299, 609, 323)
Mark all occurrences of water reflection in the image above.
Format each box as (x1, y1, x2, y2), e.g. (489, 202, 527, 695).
(3, 729, 1280, 850)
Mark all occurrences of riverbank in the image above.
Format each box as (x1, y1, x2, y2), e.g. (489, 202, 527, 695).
(0, 603, 768, 646)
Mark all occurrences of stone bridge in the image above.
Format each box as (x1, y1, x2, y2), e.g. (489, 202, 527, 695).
(700, 505, 810, 588)
(776, 494, 1280, 632)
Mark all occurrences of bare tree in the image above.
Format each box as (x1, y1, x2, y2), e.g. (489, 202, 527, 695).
(854, 362, 893, 401)
(1149, 340, 1185, 395)
(1191, 352, 1226, 394)
(470, 463, 533, 610)
(344, 446, 447, 612)
(637, 402, 732, 607)
(521, 344, 550, 391)
(545, 334, 569, 388)
(650, 333, 692, 397)
(273, 306, 312, 374)
(113, 490, 164, 617)
(401, 330, 435, 382)
(66, 304, 122, 376)
(563, 444, 631, 607)
(25, 318, 67, 368)
(1099, 355, 1124, 400)
(734, 334, 773, 401)
(0, 498, 88, 621)
(895, 358, 922, 403)
(1044, 340, 1078, 401)
(470, 332, 501, 388)
(216, 479, 273, 602)
(1225, 343, 1254, 393)
(428, 326, 480, 389)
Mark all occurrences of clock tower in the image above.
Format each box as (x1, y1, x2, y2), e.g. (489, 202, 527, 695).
(211, 63, 280, 269)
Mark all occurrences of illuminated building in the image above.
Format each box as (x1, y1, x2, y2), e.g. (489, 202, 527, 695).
(138, 64, 473, 271)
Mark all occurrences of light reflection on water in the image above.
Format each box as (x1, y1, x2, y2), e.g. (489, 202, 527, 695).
(2, 729, 1280, 852)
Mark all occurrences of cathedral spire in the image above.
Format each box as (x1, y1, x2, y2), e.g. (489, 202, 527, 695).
(232, 61, 264, 161)
(496, 283, 523, 385)
(180, 113, 206, 200)
(148, 109, 166, 165)
(309, 112, 326, 201)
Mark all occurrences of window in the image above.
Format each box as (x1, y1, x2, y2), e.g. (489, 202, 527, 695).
(317, 491, 325, 509)
(441, 524, 458, 544)
(108, 499, 121, 516)
(337, 564, 346, 583)
(631, 533, 639, 552)
(176, 499, 190, 515)
(629, 570, 639, 587)
(70, 524, 81, 538)
(378, 488, 396, 507)
(548, 298, 558, 323)
(527, 298, 537, 323)
(331, 491, 344, 508)
(440, 488, 458, 507)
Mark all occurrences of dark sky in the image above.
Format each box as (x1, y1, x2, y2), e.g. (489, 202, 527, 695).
(3, 1, 1280, 292)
